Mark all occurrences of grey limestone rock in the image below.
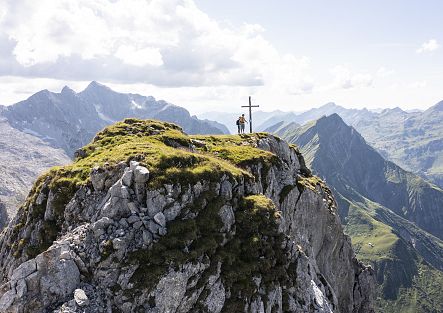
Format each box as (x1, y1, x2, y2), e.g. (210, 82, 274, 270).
(218, 205, 235, 232)
(121, 168, 133, 187)
(153, 212, 166, 228)
(91, 167, 107, 192)
(10, 259, 36, 281)
(127, 215, 140, 224)
(0, 243, 81, 312)
(134, 165, 149, 184)
(129, 160, 140, 170)
(0, 130, 374, 313)
(73, 288, 89, 307)
(163, 203, 182, 222)
(133, 221, 143, 230)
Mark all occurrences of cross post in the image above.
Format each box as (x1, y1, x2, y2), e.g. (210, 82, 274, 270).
(241, 96, 259, 133)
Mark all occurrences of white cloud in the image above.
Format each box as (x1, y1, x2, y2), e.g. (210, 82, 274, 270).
(329, 65, 373, 90)
(115, 46, 163, 67)
(1, 0, 434, 114)
(0, 0, 311, 90)
(416, 39, 440, 53)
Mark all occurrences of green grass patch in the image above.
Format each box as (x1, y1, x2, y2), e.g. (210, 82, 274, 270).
(345, 203, 399, 262)
(377, 263, 443, 313)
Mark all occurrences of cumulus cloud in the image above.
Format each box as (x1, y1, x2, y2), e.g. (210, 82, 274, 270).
(115, 46, 164, 67)
(416, 39, 440, 53)
(330, 65, 373, 89)
(0, 0, 311, 90)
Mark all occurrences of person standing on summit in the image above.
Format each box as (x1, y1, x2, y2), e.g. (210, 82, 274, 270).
(239, 114, 247, 134)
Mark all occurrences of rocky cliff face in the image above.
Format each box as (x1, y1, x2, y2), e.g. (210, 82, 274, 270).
(0, 119, 374, 313)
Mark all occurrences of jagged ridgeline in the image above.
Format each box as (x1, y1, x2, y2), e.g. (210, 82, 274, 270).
(270, 114, 443, 312)
(0, 119, 374, 312)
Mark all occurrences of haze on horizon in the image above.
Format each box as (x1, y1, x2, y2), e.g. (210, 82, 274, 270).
(0, 0, 442, 114)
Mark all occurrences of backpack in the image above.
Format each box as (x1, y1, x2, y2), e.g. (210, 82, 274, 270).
(236, 119, 240, 125)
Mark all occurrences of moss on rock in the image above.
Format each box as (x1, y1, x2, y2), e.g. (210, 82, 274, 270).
(11, 118, 294, 306)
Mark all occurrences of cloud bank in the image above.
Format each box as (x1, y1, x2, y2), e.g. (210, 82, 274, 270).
(0, 0, 313, 91)
(0, 0, 438, 113)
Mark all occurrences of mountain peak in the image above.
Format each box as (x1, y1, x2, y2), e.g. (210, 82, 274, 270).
(391, 107, 405, 113)
(312, 114, 365, 147)
(380, 107, 405, 115)
(316, 113, 346, 127)
(29, 89, 51, 100)
(85, 81, 111, 92)
(321, 102, 338, 109)
(61, 85, 75, 95)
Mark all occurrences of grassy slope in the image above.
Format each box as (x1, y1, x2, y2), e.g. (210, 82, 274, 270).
(343, 198, 443, 312)
(344, 201, 398, 263)
(378, 264, 443, 313)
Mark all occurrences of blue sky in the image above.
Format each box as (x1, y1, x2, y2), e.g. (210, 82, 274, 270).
(0, 0, 442, 113)
(195, 0, 443, 109)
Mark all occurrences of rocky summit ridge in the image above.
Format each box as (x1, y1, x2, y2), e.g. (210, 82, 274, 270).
(0, 119, 374, 312)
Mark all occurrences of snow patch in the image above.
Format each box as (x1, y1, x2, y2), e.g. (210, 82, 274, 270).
(94, 104, 115, 123)
(131, 100, 143, 110)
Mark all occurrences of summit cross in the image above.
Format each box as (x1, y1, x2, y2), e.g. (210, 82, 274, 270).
(241, 96, 259, 133)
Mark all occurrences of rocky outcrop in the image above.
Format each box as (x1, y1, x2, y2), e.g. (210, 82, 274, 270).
(0, 119, 374, 312)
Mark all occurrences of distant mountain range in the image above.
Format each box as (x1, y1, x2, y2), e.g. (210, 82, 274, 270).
(0, 82, 229, 226)
(257, 102, 375, 130)
(252, 101, 443, 189)
(271, 114, 443, 312)
(197, 110, 295, 134)
(4, 82, 229, 156)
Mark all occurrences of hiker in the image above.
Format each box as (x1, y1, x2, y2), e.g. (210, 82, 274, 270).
(236, 116, 242, 134)
(239, 114, 247, 134)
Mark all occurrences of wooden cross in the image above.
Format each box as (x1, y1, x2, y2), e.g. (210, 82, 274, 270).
(241, 96, 259, 133)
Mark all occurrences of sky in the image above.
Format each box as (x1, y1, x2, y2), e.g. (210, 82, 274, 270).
(0, 0, 442, 114)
